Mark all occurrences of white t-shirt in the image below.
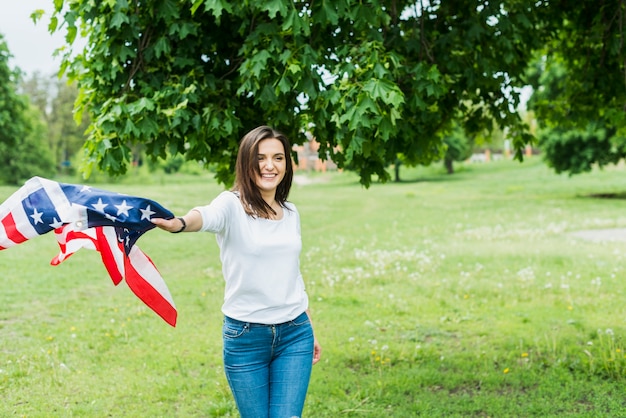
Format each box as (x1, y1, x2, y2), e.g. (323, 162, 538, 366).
(193, 191, 308, 324)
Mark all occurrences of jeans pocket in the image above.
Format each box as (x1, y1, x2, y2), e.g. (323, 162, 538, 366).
(222, 320, 248, 340)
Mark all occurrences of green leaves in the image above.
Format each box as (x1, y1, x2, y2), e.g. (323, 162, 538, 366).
(362, 79, 403, 107)
(202, 0, 233, 21)
(319, 0, 340, 25)
(110, 11, 129, 29)
(526, 1, 626, 175)
(539, 124, 625, 175)
(50, 0, 562, 185)
(261, 0, 287, 19)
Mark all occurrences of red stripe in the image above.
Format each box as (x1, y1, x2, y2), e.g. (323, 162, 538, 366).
(51, 226, 98, 265)
(94, 227, 124, 285)
(124, 250, 177, 327)
(50, 225, 72, 265)
(2, 212, 28, 245)
(50, 223, 177, 326)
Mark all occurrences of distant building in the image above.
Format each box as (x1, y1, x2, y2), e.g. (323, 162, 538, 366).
(293, 134, 338, 172)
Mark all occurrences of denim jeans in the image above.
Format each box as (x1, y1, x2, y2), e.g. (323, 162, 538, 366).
(222, 312, 314, 418)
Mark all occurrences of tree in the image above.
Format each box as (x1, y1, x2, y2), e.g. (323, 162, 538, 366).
(442, 126, 474, 175)
(527, 1, 626, 175)
(20, 73, 90, 173)
(46, 1, 550, 186)
(538, 124, 625, 175)
(49, 79, 91, 173)
(3, 105, 57, 184)
(0, 34, 56, 185)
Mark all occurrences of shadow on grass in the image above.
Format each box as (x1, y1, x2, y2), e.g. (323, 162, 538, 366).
(392, 175, 468, 184)
(586, 192, 626, 199)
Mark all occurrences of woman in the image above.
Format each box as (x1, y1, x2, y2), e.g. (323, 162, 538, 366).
(152, 126, 321, 418)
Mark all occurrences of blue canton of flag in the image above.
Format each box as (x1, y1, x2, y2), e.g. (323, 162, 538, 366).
(59, 182, 174, 252)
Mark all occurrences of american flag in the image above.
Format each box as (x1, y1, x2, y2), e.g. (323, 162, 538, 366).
(0, 176, 178, 326)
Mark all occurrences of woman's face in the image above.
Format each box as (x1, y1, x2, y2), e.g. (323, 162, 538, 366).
(254, 138, 286, 196)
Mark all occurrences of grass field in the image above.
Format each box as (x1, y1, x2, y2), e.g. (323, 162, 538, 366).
(2, 157, 626, 417)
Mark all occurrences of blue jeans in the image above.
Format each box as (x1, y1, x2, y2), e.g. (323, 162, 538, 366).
(222, 312, 314, 418)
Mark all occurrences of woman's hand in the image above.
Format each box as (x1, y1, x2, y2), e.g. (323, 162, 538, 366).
(151, 217, 186, 233)
(152, 210, 202, 233)
(313, 337, 322, 365)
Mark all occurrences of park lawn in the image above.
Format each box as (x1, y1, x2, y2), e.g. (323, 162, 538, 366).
(2, 157, 626, 416)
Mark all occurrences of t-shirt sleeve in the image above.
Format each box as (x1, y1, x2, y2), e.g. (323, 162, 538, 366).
(193, 191, 237, 233)
(288, 202, 301, 237)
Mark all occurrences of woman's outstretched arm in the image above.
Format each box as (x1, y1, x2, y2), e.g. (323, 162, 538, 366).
(151, 209, 203, 233)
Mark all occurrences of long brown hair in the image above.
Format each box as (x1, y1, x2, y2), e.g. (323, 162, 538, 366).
(233, 126, 294, 218)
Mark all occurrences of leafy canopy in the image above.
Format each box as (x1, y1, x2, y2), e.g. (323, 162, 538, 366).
(50, 0, 546, 186)
(527, 1, 626, 175)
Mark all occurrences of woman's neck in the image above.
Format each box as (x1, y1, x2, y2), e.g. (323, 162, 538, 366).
(261, 191, 277, 207)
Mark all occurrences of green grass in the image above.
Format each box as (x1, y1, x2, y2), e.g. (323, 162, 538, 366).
(3, 158, 626, 416)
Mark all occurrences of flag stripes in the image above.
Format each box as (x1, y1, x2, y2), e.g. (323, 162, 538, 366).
(1, 177, 178, 326)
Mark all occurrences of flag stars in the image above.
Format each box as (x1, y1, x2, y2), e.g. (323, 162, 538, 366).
(30, 208, 44, 224)
(115, 200, 133, 217)
(140, 205, 156, 221)
(49, 217, 64, 229)
(104, 213, 117, 222)
(91, 198, 108, 213)
(117, 229, 132, 247)
(80, 185, 92, 193)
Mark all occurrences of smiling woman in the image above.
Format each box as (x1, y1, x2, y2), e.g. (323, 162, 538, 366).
(235, 127, 293, 220)
(254, 138, 287, 218)
(150, 125, 321, 418)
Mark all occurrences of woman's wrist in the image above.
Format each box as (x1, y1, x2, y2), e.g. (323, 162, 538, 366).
(172, 217, 186, 233)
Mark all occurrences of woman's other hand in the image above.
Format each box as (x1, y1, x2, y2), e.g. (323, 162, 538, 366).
(313, 338, 322, 365)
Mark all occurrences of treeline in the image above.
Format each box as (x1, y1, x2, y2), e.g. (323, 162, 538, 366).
(19, 73, 90, 177)
(0, 33, 88, 184)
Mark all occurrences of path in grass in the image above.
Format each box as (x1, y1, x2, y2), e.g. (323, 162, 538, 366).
(571, 227, 626, 241)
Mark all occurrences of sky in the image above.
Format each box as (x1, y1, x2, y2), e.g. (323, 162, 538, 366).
(0, 0, 67, 76)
